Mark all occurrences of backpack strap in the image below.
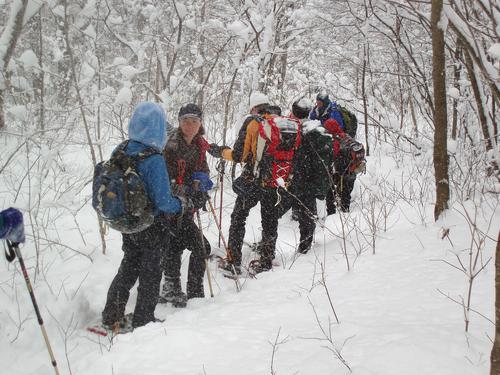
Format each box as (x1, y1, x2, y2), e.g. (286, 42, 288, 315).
(176, 159, 187, 185)
(195, 136, 210, 170)
(253, 117, 302, 184)
(110, 140, 129, 160)
(113, 140, 159, 162)
(253, 118, 273, 177)
(134, 145, 160, 161)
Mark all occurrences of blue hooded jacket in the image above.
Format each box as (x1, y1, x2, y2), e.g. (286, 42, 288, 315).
(123, 102, 181, 215)
(309, 98, 345, 130)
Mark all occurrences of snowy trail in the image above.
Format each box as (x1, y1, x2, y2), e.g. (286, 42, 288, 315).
(1, 164, 496, 375)
(58, 208, 492, 375)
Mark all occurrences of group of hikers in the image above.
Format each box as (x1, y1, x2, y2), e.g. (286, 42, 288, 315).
(2, 91, 366, 335)
(92, 91, 366, 333)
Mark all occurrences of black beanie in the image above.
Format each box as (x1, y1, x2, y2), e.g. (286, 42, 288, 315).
(178, 103, 202, 120)
(292, 98, 311, 119)
(316, 92, 329, 103)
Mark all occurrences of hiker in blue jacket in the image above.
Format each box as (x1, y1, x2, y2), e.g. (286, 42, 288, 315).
(102, 102, 190, 332)
(309, 92, 345, 130)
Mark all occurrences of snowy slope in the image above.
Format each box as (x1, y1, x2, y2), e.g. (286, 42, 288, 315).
(0, 150, 496, 375)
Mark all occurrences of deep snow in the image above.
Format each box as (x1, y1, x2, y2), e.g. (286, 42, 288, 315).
(0, 150, 497, 375)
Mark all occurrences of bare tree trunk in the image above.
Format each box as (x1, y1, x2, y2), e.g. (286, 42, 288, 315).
(0, 0, 29, 130)
(166, 0, 184, 94)
(463, 49, 493, 151)
(277, 42, 288, 105)
(431, 0, 450, 220)
(196, 1, 206, 108)
(491, 231, 500, 375)
(362, 44, 370, 156)
(63, 0, 106, 254)
(35, 8, 45, 131)
(491, 100, 498, 144)
(406, 66, 419, 138)
(396, 14, 404, 131)
(451, 45, 461, 140)
(493, 99, 497, 146)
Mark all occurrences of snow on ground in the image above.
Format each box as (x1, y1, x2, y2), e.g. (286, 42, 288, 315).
(0, 151, 497, 375)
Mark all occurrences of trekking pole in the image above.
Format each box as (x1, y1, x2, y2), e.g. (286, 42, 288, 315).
(195, 209, 214, 298)
(216, 160, 225, 248)
(206, 200, 242, 292)
(192, 180, 214, 298)
(6, 241, 60, 375)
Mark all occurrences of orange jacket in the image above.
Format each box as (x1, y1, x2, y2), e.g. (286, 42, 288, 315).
(221, 114, 275, 168)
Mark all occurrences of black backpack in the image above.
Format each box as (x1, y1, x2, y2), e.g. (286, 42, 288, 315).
(335, 136, 366, 175)
(295, 125, 334, 200)
(337, 105, 358, 138)
(92, 141, 159, 233)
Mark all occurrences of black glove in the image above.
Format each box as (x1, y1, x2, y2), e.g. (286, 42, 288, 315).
(208, 143, 229, 158)
(176, 195, 195, 216)
(171, 182, 188, 197)
(191, 191, 209, 211)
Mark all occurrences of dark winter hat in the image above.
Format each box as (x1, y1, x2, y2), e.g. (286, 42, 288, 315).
(292, 98, 311, 119)
(178, 103, 202, 121)
(267, 105, 282, 116)
(316, 92, 329, 103)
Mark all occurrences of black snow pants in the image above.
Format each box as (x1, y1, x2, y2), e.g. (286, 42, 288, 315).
(102, 216, 168, 328)
(162, 215, 211, 298)
(227, 186, 262, 266)
(326, 173, 356, 214)
(258, 187, 317, 265)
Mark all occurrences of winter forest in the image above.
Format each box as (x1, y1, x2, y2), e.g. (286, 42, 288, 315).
(0, 0, 499, 374)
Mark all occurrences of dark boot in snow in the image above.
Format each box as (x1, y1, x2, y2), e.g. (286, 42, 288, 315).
(102, 312, 134, 334)
(298, 243, 311, 254)
(159, 278, 187, 308)
(249, 259, 272, 274)
(186, 281, 205, 299)
(219, 259, 242, 275)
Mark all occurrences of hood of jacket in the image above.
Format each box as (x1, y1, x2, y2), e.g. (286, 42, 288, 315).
(128, 102, 168, 151)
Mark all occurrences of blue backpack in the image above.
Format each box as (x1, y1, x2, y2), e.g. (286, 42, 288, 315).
(92, 141, 159, 233)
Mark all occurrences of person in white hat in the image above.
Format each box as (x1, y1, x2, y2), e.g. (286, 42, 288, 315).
(207, 92, 274, 275)
(248, 92, 269, 114)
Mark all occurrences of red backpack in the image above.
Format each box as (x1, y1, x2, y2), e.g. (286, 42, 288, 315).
(254, 116, 302, 188)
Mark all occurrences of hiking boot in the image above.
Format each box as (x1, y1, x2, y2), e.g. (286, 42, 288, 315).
(298, 244, 311, 254)
(102, 312, 134, 334)
(159, 278, 187, 308)
(220, 260, 242, 275)
(186, 282, 205, 299)
(249, 259, 272, 274)
(326, 205, 336, 216)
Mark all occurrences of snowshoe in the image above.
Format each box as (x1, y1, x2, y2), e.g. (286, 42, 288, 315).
(219, 259, 242, 276)
(243, 241, 259, 253)
(88, 313, 134, 336)
(248, 259, 272, 275)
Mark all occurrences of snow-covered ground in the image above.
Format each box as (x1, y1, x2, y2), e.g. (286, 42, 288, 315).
(0, 148, 497, 375)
